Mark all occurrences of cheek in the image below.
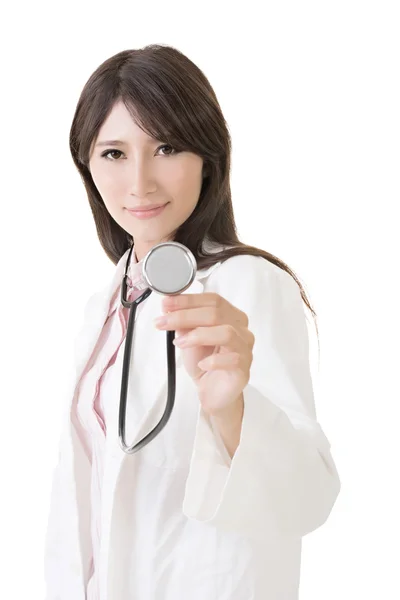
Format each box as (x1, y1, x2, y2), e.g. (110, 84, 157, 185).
(172, 190, 201, 224)
(168, 168, 203, 201)
(93, 172, 125, 209)
(97, 171, 122, 193)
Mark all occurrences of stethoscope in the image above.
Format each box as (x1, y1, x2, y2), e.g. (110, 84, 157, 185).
(118, 241, 197, 454)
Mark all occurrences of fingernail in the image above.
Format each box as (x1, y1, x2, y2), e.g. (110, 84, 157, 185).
(173, 334, 188, 346)
(154, 316, 167, 328)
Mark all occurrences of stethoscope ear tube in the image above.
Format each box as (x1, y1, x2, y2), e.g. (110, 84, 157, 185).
(118, 283, 177, 454)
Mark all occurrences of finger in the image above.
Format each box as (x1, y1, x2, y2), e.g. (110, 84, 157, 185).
(174, 325, 252, 353)
(162, 292, 249, 329)
(162, 292, 223, 312)
(155, 306, 221, 330)
(198, 352, 249, 371)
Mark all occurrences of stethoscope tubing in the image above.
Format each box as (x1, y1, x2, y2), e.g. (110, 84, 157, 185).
(118, 245, 177, 454)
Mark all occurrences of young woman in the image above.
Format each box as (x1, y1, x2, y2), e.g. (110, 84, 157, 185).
(44, 44, 340, 600)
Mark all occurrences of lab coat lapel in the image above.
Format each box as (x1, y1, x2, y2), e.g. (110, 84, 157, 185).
(74, 249, 130, 381)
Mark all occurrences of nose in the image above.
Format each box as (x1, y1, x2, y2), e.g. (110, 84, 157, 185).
(129, 155, 157, 197)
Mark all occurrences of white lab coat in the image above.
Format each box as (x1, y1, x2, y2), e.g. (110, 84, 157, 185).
(44, 242, 341, 600)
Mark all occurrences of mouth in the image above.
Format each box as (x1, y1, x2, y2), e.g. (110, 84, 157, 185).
(126, 203, 168, 219)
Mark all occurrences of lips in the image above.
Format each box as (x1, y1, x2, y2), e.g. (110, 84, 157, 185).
(126, 203, 168, 219)
(128, 204, 166, 211)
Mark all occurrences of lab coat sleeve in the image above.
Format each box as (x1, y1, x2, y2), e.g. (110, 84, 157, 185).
(182, 254, 341, 538)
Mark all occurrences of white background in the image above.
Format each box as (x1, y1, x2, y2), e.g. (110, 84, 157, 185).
(0, 1, 399, 598)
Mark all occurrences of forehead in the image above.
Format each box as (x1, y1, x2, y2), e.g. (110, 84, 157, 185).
(96, 101, 155, 145)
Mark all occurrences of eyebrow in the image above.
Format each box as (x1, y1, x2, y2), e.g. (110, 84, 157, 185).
(95, 138, 156, 148)
(95, 140, 128, 148)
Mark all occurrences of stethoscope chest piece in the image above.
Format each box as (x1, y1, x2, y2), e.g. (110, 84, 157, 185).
(142, 241, 197, 295)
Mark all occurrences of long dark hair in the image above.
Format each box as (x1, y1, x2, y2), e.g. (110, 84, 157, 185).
(69, 43, 318, 344)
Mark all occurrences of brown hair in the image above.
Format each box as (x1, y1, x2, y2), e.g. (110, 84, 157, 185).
(69, 43, 318, 344)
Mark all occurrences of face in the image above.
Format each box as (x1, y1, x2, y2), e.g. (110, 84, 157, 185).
(88, 100, 205, 261)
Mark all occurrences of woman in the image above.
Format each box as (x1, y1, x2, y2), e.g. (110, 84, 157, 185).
(44, 44, 341, 600)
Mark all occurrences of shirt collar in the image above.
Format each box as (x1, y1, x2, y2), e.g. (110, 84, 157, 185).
(109, 244, 144, 315)
(126, 245, 144, 289)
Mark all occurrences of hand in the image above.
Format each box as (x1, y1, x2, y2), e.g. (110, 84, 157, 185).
(154, 292, 255, 417)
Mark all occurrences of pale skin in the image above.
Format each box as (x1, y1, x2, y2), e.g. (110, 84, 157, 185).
(88, 99, 255, 459)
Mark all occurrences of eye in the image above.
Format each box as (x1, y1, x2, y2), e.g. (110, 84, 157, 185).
(156, 144, 177, 156)
(101, 149, 124, 161)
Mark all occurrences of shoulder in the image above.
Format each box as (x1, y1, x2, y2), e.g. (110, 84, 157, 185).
(207, 253, 299, 297)
(199, 253, 304, 325)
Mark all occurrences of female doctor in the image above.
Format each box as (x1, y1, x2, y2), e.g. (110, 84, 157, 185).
(44, 44, 341, 600)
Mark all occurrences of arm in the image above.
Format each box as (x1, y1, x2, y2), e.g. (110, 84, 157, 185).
(210, 393, 244, 459)
(182, 255, 341, 538)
